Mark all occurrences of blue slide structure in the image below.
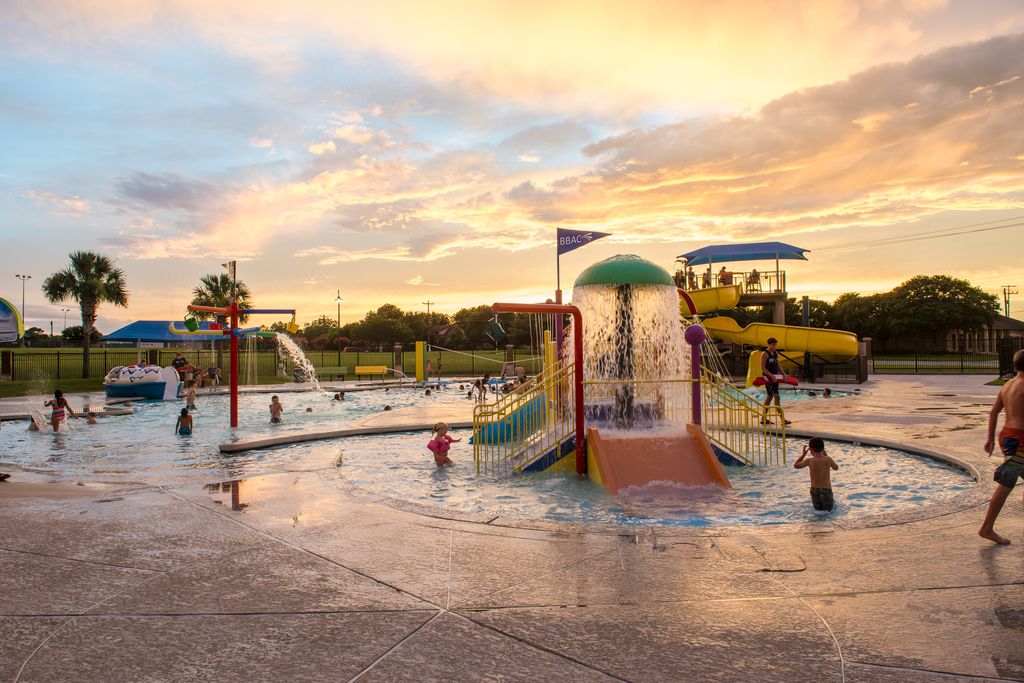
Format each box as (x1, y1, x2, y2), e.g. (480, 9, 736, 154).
(470, 394, 547, 444)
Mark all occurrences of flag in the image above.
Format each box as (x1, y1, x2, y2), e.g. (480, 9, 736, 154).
(222, 261, 236, 281)
(557, 228, 611, 255)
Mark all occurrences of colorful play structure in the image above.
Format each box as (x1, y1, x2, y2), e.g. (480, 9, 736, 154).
(104, 365, 181, 400)
(472, 250, 860, 495)
(169, 302, 299, 427)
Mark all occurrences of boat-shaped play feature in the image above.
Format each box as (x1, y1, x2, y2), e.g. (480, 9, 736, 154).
(104, 365, 181, 400)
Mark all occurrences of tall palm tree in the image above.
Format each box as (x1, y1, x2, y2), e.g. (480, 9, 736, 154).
(43, 251, 129, 379)
(190, 273, 253, 370)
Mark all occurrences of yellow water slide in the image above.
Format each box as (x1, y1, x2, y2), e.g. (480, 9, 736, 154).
(680, 285, 743, 315)
(701, 317, 858, 358)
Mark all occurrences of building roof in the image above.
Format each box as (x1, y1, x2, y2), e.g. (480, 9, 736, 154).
(994, 314, 1024, 331)
(102, 320, 228, 343)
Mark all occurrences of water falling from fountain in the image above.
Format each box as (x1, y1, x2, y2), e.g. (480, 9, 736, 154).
(276, 333, 323, 392)
(568, 261, 691, 434)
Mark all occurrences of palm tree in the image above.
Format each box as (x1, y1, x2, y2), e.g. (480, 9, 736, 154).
(190, 273, 253, 370)
(43, 251, 129, 379)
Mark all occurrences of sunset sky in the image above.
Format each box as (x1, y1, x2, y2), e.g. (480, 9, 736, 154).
(2, 0, 1023, 333)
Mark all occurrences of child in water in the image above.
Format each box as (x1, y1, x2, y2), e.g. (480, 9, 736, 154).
(186, 382, 197, 410)
(427, 422, 460, 467)
(175, 407, 193, 436)
(269, 396, 283, 423)
(794, 437, 839, 511)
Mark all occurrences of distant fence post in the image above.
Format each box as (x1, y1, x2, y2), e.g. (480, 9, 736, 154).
(1, 350, 10, 379)
(393, 343, 403, 376)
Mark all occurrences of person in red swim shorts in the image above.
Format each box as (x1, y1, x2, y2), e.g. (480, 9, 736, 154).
(980, 349, 1024, 545)
(427, 422, 461, 467)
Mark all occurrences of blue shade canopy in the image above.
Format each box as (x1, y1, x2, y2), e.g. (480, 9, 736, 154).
(103, 320, 227, 343)
(676, 242, 809, 266)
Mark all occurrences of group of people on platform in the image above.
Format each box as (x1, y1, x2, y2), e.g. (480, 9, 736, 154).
(674, 266, 762, 291)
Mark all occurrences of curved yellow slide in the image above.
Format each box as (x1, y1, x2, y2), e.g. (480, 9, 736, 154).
(702, 317, 858, 358)
(679, 285, 742, 315)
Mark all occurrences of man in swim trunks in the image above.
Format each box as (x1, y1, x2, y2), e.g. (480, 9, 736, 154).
(175, 407, 193, 436)
(794, 436, 839, 511)
(979, 348, 1024, 544)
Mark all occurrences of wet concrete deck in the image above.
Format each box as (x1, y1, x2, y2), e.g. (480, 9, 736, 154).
(1, 376, 1021, 681)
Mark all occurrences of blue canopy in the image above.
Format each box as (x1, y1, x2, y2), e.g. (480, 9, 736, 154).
(676, 241, 809, 266)
(103, 320, 227, 343)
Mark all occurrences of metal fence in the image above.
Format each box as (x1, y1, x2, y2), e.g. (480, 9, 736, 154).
(3, 347, 549, 382)
(871, 353, 1000, 375)
(998, 337, 1024, 377)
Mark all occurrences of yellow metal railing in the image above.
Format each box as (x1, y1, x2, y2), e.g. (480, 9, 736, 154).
(473, 335, 577, 475)
(699, 366, 787, 466)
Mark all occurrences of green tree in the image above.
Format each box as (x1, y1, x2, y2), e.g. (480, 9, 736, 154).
(61, 325, 103, 344)
(42, 251, 129, 378)
(189, 273, 253, 369)
(887, 275, 998, 336)
(453, 305, 495, 348)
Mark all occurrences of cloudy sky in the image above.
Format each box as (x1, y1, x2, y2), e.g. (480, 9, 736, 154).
(2, 0, 1023, 333)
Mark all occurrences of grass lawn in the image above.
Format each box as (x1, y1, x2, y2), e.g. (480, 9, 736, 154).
(873, 353, 997, 361)
(0, 378, 105, 398)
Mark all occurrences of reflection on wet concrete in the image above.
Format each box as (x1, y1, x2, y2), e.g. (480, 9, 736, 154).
(204, 479, 244, 511)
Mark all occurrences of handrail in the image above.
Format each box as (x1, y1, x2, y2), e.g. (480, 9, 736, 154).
(473, 359, 576, 476)
(699, 366, 787, 466)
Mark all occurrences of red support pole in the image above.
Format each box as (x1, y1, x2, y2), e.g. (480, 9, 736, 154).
(229, 299, 239, 428)
(492, 302, 586, 477)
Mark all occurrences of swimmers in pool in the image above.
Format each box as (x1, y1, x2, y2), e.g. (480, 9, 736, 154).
(175, 408, 193, 436)
(86, 412, 98, 425)
(428, 422, 461, 467)
(306, 407, 313, 413)
(44, 389, 77, 432)
(333, 391, 346, 401)
(794, 437, 838, 512)
(425, 389, 432, 396)
(823, 388, 832, 398)
(383, 405, 391, 411)
(186, 382, 197, 410)
(270, 396, 283, 423)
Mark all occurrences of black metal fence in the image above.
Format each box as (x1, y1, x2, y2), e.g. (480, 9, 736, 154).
(871, 353, 1000, 375)
(998, 337, 1024, 377)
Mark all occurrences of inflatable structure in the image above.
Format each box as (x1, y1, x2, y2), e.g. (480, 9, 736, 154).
(0, 296, 23, 343)
(104, 365, 181, 400)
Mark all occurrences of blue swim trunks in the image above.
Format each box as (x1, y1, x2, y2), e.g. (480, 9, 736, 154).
(994, 428, 1024, 489)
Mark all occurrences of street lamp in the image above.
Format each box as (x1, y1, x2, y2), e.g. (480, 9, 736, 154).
(15, 274, 31, 347)
(61, 308, 71, 332)
(334, 290, 343, 364)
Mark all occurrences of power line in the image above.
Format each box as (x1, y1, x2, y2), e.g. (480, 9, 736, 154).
(814, 215, 1024, 253)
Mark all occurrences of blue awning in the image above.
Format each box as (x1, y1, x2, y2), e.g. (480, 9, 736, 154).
(102, 320, 228, 343)
(677, 241, 809, 266)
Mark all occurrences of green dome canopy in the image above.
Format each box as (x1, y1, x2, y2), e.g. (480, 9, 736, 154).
(573, 254, 674, 288)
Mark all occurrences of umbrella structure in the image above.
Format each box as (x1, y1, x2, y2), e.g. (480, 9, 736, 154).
(676, 241, 809, 291)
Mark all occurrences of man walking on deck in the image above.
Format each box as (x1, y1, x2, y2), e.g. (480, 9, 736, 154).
(761, 337, 791, 425)
(979, 349, 1024, 544)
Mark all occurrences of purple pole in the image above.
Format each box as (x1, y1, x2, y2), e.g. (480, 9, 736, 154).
(684, 324, 706, 425)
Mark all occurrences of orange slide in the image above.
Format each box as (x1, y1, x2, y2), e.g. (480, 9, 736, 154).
(586, 424, 732, 494)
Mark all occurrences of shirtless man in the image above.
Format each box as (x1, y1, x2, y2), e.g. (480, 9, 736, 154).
(979, 348, 1024, 544)
(794, 437, 839, 511)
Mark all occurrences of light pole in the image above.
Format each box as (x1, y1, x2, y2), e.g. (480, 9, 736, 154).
(334, 290, 343, 364)
(61, 308, 71, 332)
(422, 300, 434, 348)
(15, 274, 31, 347)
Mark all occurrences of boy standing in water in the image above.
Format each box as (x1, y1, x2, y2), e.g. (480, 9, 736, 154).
(979, 349, 1024, 545)
(175, 408, 193, 436)
(794, 437, 839, 511)
(186, 382, 197, 411)
(269, 396, 283, 423)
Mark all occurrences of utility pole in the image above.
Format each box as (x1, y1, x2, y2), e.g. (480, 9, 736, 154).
(422, 300, 435, 348)
(1003, 285, 1018, 318)
(15, 274, 31, 347)
(334, 290, 343, 364)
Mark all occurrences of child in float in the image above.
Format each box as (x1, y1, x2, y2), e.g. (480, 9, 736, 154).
(175, 407, 193, 436)
(793, 437, 839, 512)
(979, 348, 1024, 545)
(269, 396, 283, 423)
(186, 381, 197, 411)
(44, 389, 76, 432)
(428, 422, 460, 467)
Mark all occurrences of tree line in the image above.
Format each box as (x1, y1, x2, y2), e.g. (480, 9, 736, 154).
(713, 275, 1000, 341)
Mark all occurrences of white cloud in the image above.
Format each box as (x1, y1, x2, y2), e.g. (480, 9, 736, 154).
(406, 275, 439, 286)
(249, 138, 274, 149)
(307, 140, 337, 155)
(517, 153, 540, 163)
(23, 190, 90, 216)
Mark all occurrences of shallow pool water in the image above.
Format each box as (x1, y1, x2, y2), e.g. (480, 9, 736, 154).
(742, 387, 857, 402)
(322, 431, 972, 526)
(0, 386, 471, 485)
